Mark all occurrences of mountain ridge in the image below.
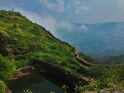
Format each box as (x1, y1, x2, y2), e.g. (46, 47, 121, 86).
(0, 10, 124, 93)
(55, 21, 124, 64)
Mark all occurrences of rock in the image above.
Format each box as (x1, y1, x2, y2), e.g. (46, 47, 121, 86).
(83, 89, 124, 93)
(0, 30, 9, 55)
(83, 91, 97, 93)
(98, 88, 124, 93)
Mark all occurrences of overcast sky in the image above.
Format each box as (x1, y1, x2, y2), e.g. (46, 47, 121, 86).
(0, 0, 124, 23)
(0, 0, 124, 32)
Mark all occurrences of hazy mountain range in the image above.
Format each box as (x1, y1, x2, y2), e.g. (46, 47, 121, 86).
(55, 22, 124, 61)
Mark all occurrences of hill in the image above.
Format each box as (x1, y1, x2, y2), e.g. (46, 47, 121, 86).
(0, 10, 84, 70)
(0, 10, 86, 92)
(0, 10, 124, 93)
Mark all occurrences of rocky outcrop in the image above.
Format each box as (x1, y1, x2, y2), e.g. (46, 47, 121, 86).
(0, 30, 9, 55)
(32, 58, 88, 87)
(83, 88, 124, 93)
(98, 88, 124, 93)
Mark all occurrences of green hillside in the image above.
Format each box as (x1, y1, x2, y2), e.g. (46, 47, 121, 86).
(0, 10, 86, 92)
(0, 10, 84, 70)
(0, 10, 124, 93)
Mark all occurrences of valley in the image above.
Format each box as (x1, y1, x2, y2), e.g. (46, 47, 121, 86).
(55, 22, 124, 64)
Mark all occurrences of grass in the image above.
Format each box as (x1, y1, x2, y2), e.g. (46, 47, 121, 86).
(0, 10, 124, 93)
(0, 10, 83, 71)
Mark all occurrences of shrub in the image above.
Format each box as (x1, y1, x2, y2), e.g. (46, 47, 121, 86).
(0, 55, 16, 80)
(0, 80, 6, 93)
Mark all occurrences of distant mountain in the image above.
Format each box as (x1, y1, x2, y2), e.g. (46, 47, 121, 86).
(55, 22, 124, 63)
(102, 54, 124, 64)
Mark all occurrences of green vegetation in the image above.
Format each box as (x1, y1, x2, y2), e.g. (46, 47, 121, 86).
(0, 80, 6, 93)
(103, 55, 124, 64)
(23, 89, 33, 93)
(0, 10, 124, 93)
(0, 55, 16, 80)
(0, 10, 84, 92)
(0, 10, 82, 71)
(76, 66, 124, 92)
(78, 53, 98, 64)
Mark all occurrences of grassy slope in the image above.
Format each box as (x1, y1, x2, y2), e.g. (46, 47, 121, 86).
(0, 10, 124, 92)
(0, 10, 87, 92)
(0, 80, 6, 93)
(0, 10, 84, 70)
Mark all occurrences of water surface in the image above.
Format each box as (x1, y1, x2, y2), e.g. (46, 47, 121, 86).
(7, 68, 65, 93)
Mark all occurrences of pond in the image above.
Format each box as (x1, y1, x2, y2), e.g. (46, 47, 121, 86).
(7, 67, 66, 93)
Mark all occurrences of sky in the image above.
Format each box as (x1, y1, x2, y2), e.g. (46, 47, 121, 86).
(0, 0, 124, 32)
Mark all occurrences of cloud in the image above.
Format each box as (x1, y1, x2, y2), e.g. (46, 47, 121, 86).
(75, 5, 90, 15)
(121, 0, 124, 3)
(74, 0, 80, 5)
(57, 21, 74, 31)
(15, 8, 56, 31)
(15, 8, 74, 35)
(80, 5, 90, 11)
(73, 0, 90, 14)
(81, 24, 88, 30)
(1, 0, 124, 24)
(39, 0, 65, 12)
